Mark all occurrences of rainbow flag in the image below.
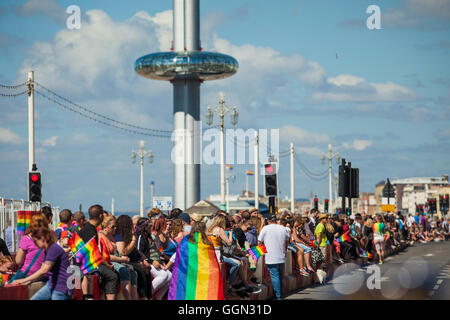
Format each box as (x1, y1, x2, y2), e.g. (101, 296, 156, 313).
(17, 211, 40, 237)
(360, 248, 373, 259)
(69, 234, 103, 274)
(384, 231, 390, 241)
(246, 170, 254, 176)
(168, 233, 224, 300)
(247, 244, 267, 262)
(75, 237, 103, 275)
(337, 234, 351, 243)
(309, 239, 320, 248)
(224, 164, 233, 170)
(68, 232, 84, 255)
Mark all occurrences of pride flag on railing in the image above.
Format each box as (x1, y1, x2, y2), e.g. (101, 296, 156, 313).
(246, 171, 254, 176)
(17, 211, 40, 237)
(168, 233, 224, 300)
(247, 244, 267, 262)
(68, 233, 103, 274)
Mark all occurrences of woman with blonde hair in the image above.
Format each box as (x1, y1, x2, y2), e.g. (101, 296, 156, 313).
(14, 213, 48, 281)
(206, 215, 233, 262)
(206, 215, 245, 292)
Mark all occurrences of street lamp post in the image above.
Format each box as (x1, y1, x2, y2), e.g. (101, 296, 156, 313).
(205, 92, 238, 211)
(132, 140, 154, 217)
(225, 173, 236, 213)
(321, 144, 340, 213)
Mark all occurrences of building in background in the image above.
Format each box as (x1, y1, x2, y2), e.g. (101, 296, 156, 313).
(375, 180, 386, 213)
(391, 175, 449, 216)
(357, 192, 377, 216)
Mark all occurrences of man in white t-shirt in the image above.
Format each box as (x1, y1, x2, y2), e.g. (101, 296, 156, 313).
(258, 214, 290, 300)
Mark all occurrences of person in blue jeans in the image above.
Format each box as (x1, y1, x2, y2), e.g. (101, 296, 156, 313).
(12, 226, 72, 300)
(258, 214, 290, 300)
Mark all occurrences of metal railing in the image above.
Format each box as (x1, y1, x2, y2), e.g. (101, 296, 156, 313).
(0, 198, 60, 253)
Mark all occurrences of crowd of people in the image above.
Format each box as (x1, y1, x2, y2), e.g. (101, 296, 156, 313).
(0, 204, 449, 300)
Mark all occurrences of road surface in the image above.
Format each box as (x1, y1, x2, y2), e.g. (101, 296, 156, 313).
(285, 240, 450, 300)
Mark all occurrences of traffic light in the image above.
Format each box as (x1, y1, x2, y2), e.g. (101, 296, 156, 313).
(346, 208, 351, 216)
(314, 196, 318, 210)
(445, 194, 449, 212)
(416, 204, 420, 214)
(324, 199, 329, 213)
(28, 171, 42, 202)
(264, 163, 277, 197)
(440, 195, 445, 211)
(427, 199, 433, 213)
(432, 199, 437, 213)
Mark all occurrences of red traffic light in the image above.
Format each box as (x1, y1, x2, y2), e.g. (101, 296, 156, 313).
(325, 199, 328, 203)
(265, 165, 274, 174)
(31, 174, 39, 182)
(314, 198, 318, 202)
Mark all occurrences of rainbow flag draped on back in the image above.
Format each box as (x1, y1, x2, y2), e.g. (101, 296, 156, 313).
(17, 211, 40, 237)
(68, 233, 103, 274)
(337, 234, 351, 243)
(373, 222, 385, 234)
(247, 244, 267, 262)
(168, 233, 224, 300)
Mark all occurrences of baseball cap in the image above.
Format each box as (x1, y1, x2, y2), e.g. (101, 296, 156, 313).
(179, 212, 191, 224)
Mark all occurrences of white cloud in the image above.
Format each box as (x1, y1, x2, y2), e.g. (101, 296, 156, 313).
(42, 135, 58, 147)
(280, 125, 330, 145)
(342, 139, 373, 151)
(296, 147, 324, 157)
(0, 127, 23, 145)
(327, 74, 365, 87)
(311, 75, 416, 103)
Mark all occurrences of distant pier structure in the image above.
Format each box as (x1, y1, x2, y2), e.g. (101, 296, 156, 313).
(135, 0, 238, 210)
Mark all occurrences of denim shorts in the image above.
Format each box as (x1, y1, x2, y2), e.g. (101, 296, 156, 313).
(296, 242, 312, 254)
(112, 262, 138, 286)
(288, 242, 299, 253)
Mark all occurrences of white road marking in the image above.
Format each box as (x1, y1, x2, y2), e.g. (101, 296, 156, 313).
(437, 279, 443, 285)
(433, 285, 440, 290)
(428, 291, 435, 297)
(424, 253, 434, 257)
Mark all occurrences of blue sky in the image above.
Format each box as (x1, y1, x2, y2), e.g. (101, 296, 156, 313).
(0, 0, 449, 211)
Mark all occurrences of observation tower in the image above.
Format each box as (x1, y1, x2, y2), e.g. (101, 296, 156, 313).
(135, 0, 238, 210)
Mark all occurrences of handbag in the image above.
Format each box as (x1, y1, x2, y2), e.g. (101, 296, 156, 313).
(311, 247, 325, 266)
(8, 246, 42, 284)
(222, 232, 239, 258)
